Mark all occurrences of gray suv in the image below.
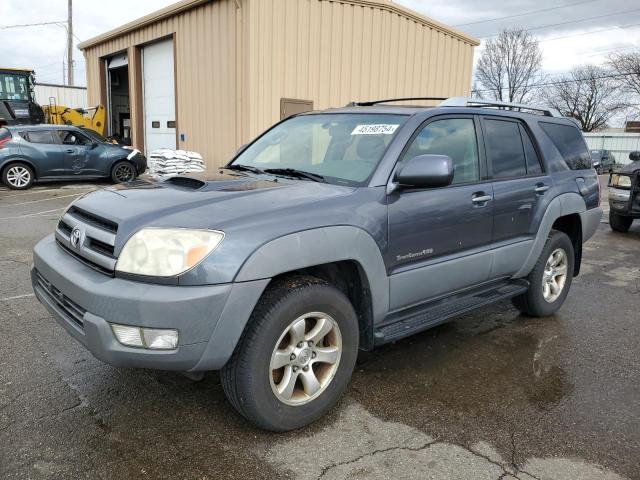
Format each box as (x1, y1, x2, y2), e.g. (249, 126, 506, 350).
(0, 125, 146, 189)
(31, 97, 602, 431)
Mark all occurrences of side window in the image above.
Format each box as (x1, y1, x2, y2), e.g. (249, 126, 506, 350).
(56, 130, 91, 146)
(484, 119, 526, 179)
(24, 130, 55, 144)
(520, 125, 543, 175)
(401, 118, 479, 184)
(539, 122, 591, 170)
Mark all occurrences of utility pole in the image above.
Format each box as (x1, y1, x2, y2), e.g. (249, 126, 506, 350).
(67, 0, 73, 86)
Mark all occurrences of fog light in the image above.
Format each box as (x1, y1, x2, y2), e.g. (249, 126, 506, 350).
(110, 324, 178, 350)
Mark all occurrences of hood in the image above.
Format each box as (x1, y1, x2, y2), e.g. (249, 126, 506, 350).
(73, 169, 356, 239)
(620, 161, 640, 174)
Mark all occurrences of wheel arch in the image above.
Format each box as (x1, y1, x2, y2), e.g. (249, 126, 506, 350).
(1, 157, 39, 179)
(514, 193, 587, 278)
(235, 226, 389, 349)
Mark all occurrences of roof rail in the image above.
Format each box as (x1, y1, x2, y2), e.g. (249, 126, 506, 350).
(347, 97, 448, 107)
(439, 97, 562, 118)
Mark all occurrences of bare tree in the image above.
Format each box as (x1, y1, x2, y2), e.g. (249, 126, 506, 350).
(607, 50, 640, 112)
(543, 65, 624, 132)
(474, 28, 543, 103)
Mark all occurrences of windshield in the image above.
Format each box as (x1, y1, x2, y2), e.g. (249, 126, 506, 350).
(81, 128, 108, 143)
(0, 73, 30, 101)
(231, 113, 408, 185)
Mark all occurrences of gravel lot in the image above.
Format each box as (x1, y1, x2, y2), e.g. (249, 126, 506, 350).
(1, 177, 638, 480)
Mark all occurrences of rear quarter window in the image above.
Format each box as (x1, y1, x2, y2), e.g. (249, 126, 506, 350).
(539, 122, 591, 170)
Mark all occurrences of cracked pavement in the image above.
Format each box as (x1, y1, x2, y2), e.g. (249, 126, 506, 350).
(1, 177, 638, 479)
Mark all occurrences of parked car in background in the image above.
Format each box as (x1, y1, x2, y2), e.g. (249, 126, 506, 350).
(590, 149, 615, 174)
(31, 97, 601, 431)
(0, 125, 146, 190)
(608, 151, 640, 232)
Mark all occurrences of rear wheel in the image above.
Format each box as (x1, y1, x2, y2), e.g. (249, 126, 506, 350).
(2, 162, 34, 190)
(221, 275, 359, 431)
(111, 161, 136, 183)
(512, 230, 574, 317)
(609, 211, 633, 232)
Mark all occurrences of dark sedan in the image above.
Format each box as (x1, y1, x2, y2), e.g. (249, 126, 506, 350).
(0, 125, 146, 189)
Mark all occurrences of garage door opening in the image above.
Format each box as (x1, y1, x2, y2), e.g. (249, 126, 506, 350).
(142, 38, 176, 154)
(107, 53, 131, 145)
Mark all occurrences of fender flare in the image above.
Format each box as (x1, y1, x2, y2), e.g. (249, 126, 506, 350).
(235, 226, 390, 323)
(514, 192, 586, 278)
(0, 157, 39, 178)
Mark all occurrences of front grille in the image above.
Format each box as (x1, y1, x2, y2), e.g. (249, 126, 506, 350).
(55, 209, 119, 274)
(35, 271, 86, 328)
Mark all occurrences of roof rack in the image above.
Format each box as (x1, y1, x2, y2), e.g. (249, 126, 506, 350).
(347, 97, 448, 107)
(439, 97, 562, 118)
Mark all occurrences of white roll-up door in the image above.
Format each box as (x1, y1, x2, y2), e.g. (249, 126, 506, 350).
(142, 39, 176, 153)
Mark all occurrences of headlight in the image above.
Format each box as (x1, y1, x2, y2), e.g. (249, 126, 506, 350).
(610, 174, 632, 189)
(115, 228, 224, 277)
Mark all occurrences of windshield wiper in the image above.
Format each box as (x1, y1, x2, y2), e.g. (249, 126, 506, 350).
(227, 164, 264, 174)
(263, 168, 325, 182)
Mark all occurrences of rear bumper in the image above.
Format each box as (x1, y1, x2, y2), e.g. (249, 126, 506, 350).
(580, 207, 603, 242)
(32, 234, 268, 371)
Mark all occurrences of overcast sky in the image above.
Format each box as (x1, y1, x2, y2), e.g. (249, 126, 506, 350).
(1, 0, 639, 87)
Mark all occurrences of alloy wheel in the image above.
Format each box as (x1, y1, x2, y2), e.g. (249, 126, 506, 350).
(6, 165, 31, 188)
(269, 312, 342, 406)
(542, 248, 568, 303)
(114, 163, 134, 182)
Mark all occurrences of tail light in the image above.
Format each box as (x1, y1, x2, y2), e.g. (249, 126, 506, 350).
(0, 137, 10, 149)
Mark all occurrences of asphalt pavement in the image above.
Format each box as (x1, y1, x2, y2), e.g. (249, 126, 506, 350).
(0, 177, 638, 480)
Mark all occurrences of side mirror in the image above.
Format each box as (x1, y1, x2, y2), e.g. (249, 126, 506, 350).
(395, 154, 454, 189)
(629, 151, 640, 162)
(236, 143, 248, 154)
(90, 142, 99, 149)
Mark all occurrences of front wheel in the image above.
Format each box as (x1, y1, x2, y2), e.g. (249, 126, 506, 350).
(221, 276, 359, 431)
(111, 161, 136, 183)
(512, 230, 574, 317)
(610, 211, 633, 232)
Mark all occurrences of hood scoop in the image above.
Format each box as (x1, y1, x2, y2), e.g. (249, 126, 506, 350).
(164, 176, 207, 190)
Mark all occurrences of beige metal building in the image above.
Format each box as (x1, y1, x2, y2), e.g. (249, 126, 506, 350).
(79, 0, 478, 168)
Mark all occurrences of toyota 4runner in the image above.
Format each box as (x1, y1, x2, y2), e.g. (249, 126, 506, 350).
(32, 97, 602, 431)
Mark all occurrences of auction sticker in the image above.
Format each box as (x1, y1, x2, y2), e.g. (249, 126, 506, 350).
(351, 124, 399, 135)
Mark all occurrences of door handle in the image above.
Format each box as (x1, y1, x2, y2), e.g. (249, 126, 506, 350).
(65, 149, 74, 153)
(471, 194, 492, 204)
(535, 184, 550, 193)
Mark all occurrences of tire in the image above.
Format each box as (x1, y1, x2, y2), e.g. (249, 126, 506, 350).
(110, 161, 136, 183)
(1, 162, 34, 190)
(595, 167, 602, 175)
(220, 275, 359, 431)
(512, 230, 574, 317)
(609, 211, 633, 232)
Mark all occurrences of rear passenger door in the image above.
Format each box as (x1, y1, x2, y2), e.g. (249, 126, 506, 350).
(481, 116, 550, 245)
(19, 130, 64, 177)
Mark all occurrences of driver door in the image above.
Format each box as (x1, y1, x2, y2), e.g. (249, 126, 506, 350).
(56, 130, 99, 176)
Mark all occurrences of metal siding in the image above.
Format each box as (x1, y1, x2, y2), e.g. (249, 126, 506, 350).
(82, 0, 475, 168)
(35, 85, 88, 109)
(583, 133, 640, 165)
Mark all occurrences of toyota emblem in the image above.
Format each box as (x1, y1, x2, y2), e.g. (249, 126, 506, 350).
(70, 228, 82, 248)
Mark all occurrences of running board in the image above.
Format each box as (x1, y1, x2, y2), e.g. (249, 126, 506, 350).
(374, 279, 529, 345)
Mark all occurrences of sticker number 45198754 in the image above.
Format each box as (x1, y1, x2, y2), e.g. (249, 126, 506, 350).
(351, 124, 399, 135)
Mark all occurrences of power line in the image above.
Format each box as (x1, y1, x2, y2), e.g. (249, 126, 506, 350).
(454, 0, 601, 27)
(538, 21, 640, 42)
(0, 20, 65, 29)
(479, 7, 640, 39)
(472, 72, 637, 94)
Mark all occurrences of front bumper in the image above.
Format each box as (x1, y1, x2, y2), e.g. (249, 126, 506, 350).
(32, 234, 268, 371)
